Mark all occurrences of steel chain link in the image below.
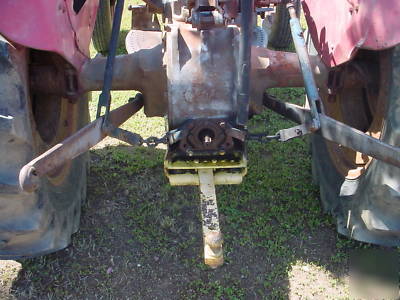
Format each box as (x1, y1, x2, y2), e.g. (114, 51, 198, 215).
(138, 133, 280, 147)
(142, 135, 169, 148)
(111, 130, 281, 148)
(141, 133, 280, 146)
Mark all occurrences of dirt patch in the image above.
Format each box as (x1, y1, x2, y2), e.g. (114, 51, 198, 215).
(0, 93, 372, 299)
(288, 262, 348, 299)
(0, 261, 21, 299)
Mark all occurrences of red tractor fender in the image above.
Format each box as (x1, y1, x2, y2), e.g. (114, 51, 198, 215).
(303, 0, 400, 67)
(0, 0, 98, 70)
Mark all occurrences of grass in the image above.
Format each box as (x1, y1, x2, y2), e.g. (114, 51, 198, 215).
(0, 1, 380, 299)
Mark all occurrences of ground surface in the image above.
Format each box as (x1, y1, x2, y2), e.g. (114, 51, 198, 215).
(2, 88, 356, 299)
(0, 1, 386, 299)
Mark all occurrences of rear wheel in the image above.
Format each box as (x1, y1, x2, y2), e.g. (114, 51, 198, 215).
(92, 0, 115, 55)
(312, 46, 400, 246)
(0, 39, 89, 258)
(268, 0, 300, 49)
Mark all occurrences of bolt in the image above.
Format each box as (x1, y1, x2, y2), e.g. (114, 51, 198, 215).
(204, 135, 212, 144)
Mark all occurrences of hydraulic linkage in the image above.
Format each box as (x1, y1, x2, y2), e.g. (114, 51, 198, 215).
(16, 0, 400, 270)
(259, 1, 400, 168)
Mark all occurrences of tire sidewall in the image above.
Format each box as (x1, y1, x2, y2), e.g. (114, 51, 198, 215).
(312, 45, 400, 244)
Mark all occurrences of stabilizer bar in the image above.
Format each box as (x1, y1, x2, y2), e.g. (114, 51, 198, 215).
(263, 94, 400, 169)
(19, 96, 144, 193)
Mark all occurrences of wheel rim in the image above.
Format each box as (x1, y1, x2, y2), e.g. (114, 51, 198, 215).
(323, 50, 391, 179)
(32, 94, 79, 185)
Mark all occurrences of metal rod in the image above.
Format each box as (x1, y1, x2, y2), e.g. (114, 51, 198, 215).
(96, 0, 125, 120)
(263, 93, 309, 124)
(19, 96, 144, 193)
(287, 2, 320, 130)
(198, 169, 224, 269)
(236, 0, 254, 127)
(79, 52, 144, 92)
(108, 127, 143, 146)
(263, 95, 400, 168)
(319, 115, 400, 169)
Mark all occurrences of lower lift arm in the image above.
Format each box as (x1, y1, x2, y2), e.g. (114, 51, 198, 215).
(263, 94, 400, 169)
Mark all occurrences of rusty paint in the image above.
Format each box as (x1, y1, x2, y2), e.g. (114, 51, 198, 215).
(166, 22, 240, 129)
(303, 0, 400, 67)
(251, 46, 328, 114)
(178, 119, 236, 155)
(19, 98, 144, 192)
(79, 37, 166, 117)
(322, 51, 388, 179)
(30, 53, 80, 102)
(75, 30, 326, 119)
(0, 0, 97, 70)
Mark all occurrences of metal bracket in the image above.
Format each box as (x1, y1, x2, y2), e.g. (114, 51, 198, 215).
(167, 129, 183, 145)
(247, 124, 310, 143)
(278, 123, 310, 142)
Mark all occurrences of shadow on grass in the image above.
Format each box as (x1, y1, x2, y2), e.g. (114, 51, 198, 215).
(7, 83, 366, 300)
(9, 134, 357, 299)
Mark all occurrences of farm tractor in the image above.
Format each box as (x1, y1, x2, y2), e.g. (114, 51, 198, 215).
(1, 0, 400, 268)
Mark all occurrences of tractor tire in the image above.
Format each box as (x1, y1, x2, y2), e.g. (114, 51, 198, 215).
(0, 37, 89, 258)
(268, 0, 300, 49)
(311, 45, 400, 246)
(92, 0, 114, 55)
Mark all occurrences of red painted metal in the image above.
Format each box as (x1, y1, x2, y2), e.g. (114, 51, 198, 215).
(303, 0, 400, 67)
(0, 0, 98, 70)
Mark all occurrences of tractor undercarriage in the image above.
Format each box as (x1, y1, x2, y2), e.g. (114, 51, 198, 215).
(12, 0, 400, 266)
